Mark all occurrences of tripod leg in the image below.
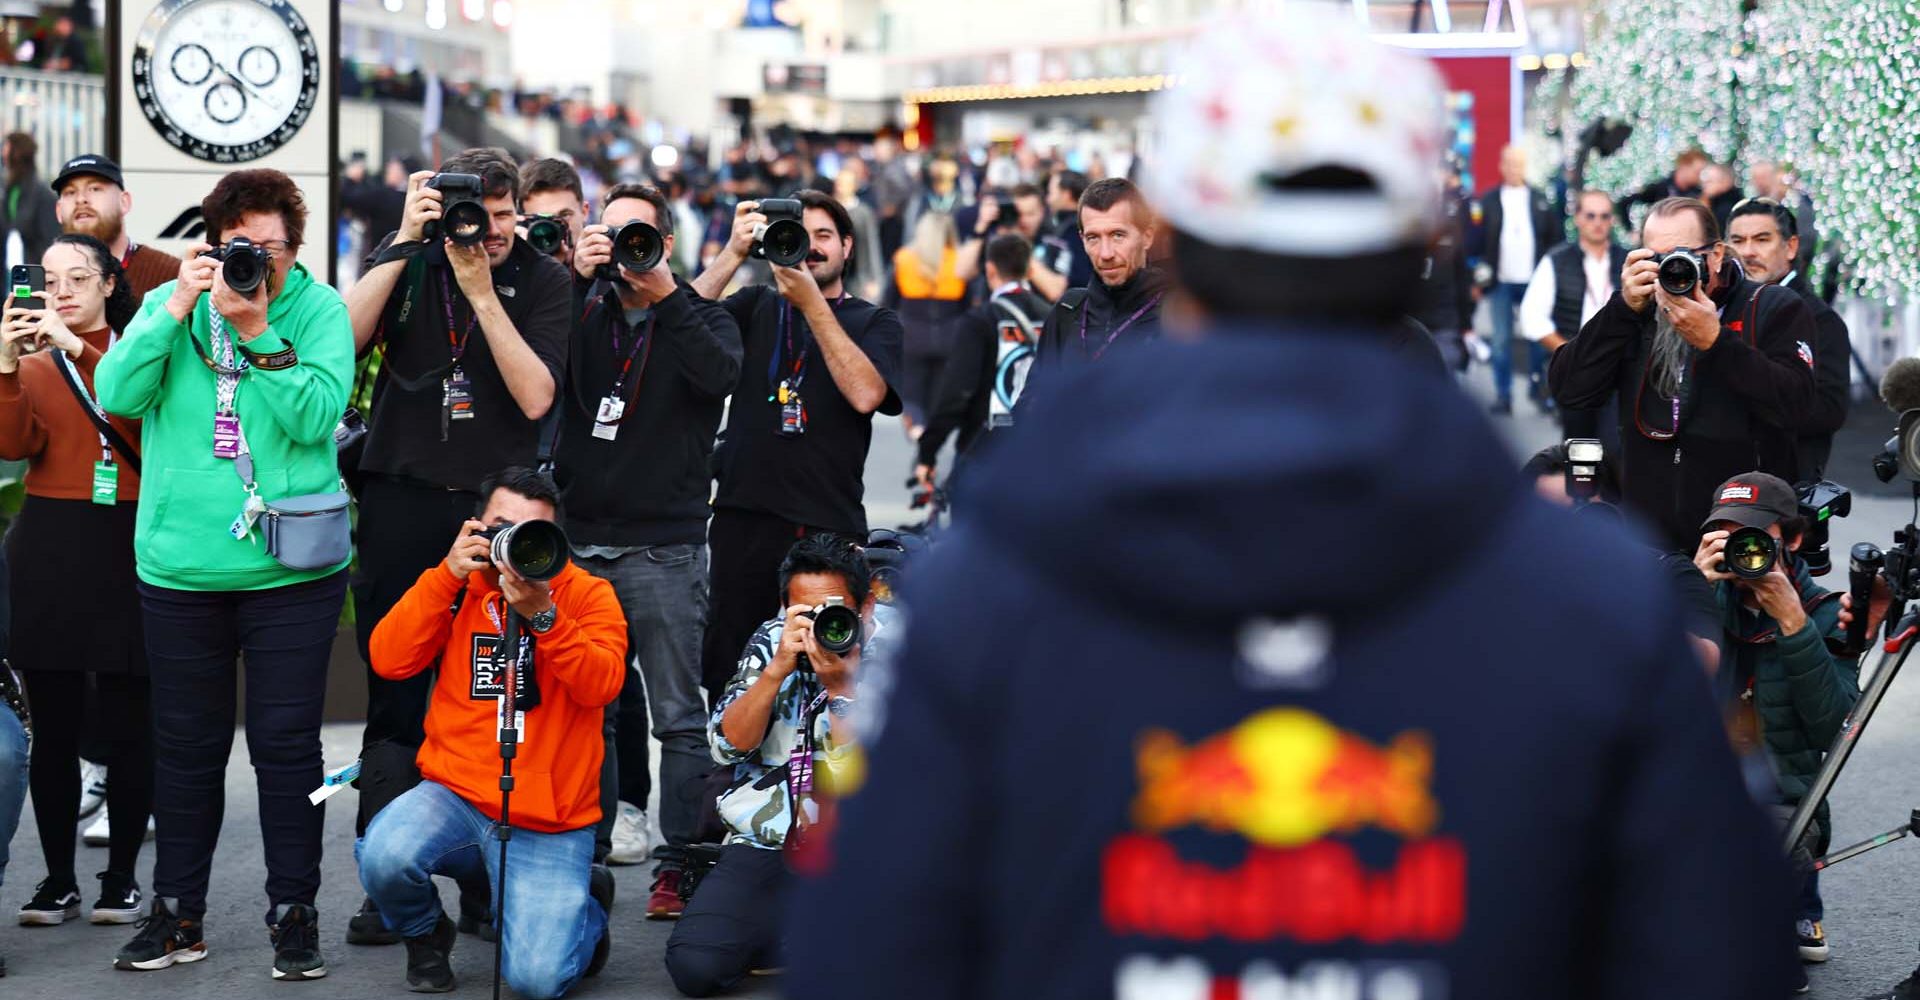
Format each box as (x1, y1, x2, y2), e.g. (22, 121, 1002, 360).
(1783, 624, 1919, 856)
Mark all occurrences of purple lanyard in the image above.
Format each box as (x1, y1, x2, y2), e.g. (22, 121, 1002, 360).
(1079, 292, 1164, 361)
(768, 293, 847, 397)
(786, 688, 831, 804)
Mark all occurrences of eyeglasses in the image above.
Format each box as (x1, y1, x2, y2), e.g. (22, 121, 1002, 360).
(44, 270, 101, 293)
(1732, 196, 1781, 212)
(253, 239, 293, 257)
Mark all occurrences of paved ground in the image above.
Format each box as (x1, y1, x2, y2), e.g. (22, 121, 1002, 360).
(6, 344, 1920, 998)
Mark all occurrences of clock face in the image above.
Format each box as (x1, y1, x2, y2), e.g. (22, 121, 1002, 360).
(131, 0, 320, 163)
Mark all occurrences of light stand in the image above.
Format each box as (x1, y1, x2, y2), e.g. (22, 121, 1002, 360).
(492, 608, 523, 1000)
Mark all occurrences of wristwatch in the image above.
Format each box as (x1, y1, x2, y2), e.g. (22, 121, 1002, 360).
(527, 606, 558, 634)
(827, 695, 857, 718)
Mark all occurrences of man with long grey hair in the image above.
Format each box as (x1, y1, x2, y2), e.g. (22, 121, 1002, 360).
(1550, 196, 1821, 551)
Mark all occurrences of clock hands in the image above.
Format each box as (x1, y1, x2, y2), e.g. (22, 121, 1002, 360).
(207, 54, 282, 114)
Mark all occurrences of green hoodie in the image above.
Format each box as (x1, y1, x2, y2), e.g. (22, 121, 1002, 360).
(96, 263, 354, 591)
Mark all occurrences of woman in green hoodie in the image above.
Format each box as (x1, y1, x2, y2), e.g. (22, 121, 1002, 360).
(94, 169, 352, 983)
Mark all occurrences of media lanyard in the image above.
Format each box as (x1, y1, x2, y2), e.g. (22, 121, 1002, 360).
(1079, 292, 1164, 362)
(439, 269, 480, 440)
(767, 293, 849, 400)
(590, 308, 656, 440)
(207, 310, 249, 460)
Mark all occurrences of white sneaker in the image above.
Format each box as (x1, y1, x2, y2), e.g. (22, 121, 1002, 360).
(77, 761, 108, 821)
(1463, 332, 1492, 365)
(82, 808, 155, 847)
(606, 802, 652, 866)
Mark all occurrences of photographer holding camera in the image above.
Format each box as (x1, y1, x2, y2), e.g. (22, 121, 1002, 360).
(689, 191, 901, 754)
(94, 168, 354, 980)
(1548, 197, 1820, 552)
(520, 159, 587, 270)
(342, 148, 573, 940)
(359, 467, 625, 998)
(1691, 472, 1885, 983)
(1726, 197, 1851, 483)
(664, 533, 885, 998)
(559, 183, 742, 882)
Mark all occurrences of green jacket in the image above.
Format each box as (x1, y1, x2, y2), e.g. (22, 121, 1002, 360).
(96, 264, 353, 591)
(1715, 560, 1861, 850)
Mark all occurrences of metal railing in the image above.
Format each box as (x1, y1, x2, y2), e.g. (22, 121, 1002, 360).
(0, 67, 105, 177)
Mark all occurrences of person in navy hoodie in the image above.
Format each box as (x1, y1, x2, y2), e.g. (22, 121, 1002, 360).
(782, 11, 1798, 1000)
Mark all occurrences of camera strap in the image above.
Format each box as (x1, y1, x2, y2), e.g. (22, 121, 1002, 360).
(1079, 291, 1164, 362)
(52, 339, 140, 477)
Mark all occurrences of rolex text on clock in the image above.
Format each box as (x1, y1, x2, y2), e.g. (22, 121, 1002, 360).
(131, 0, 321, 163)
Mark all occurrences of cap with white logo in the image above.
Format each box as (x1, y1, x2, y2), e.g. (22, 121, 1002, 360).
(1143, 7, 1447, 258)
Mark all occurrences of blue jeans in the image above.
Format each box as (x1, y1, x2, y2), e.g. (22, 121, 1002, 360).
(1487, 281, 1545, 404)
(0, 698, 25, 895)
(1799, 869, 1823, 922)
(358, 781, 605, 1000)
(575, 544, 711, 850)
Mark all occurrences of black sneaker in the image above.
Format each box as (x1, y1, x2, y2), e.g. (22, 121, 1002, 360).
(270, 903, 327, 981)
(114, 897, 207, 971)
(455, 888, 497, 943)
(91, 871, 145, 925)
(346, 896, 400, 946)
(17, 878, 81, 926)
(403, 912, 457, 993)
(586, 864, 614, 978)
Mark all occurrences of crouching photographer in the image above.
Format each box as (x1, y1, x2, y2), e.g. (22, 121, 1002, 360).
(1692, 472, 1885, 984)
(664, 534, 890, 997)
(358, 468, 627, 998)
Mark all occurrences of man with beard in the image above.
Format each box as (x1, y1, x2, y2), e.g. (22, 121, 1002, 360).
(1017, 177, 1168, 410)
(51, 155, 180, 301)
(684, 190, 901, 916)
(1549, 197, 1819, 551)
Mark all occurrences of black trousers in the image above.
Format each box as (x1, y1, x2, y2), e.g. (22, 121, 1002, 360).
(139, 571, 346, 922)
(663, 844, 789, 997)
(353, 474, 479, 834)
(21, 670, 153, 886)
(700, 508, 824, 704)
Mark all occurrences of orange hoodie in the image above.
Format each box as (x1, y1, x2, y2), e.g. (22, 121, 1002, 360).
(370, 561, 627, 832)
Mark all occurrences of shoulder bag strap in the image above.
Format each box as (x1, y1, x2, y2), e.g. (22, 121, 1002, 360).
(53, 351, 141, 476)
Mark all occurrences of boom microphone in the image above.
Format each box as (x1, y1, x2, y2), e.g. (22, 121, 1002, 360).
(1880, 357, 1920, 413)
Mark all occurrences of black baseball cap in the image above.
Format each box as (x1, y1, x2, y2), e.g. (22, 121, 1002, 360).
(51, 154, 124, 194)
(1701, 473, 1799, 531)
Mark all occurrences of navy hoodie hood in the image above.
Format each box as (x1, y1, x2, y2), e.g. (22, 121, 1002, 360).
(959, 323, 1516, 622)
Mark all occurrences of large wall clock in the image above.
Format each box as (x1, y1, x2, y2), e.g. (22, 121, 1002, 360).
(130, 0, 321, 163)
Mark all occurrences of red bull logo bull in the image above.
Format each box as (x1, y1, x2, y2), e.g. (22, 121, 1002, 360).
(1131, 708, 1438, 847)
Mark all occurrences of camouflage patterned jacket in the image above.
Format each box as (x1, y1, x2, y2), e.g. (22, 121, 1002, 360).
(709, 608, 896, 849)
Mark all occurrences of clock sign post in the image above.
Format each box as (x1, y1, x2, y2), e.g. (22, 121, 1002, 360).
(107, 0, 339, 284)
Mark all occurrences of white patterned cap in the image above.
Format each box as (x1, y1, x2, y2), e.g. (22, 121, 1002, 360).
(1144, 8, 1447, 257)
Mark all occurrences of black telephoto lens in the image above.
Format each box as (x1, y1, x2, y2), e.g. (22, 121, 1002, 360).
(525, 216, 565, 256)
(812, 602, 860, 655)
(612, 221, 664, 273)
(224, 252, 262, 294)
(762, 218, 810, 268)
(444, 201, 489, 246)
(1721, 526, 1779, 580)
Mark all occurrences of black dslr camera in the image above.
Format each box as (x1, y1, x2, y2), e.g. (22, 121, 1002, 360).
(475, 519, 570, 581)
(750, 198, 809, 268)
(425, 172, 488, 246)
(796, 596, 860, 673)
(521, 214, 569, 256)
(1795, 480, 1853, 577)
(595, 221, 665, 281)
(1656, 248, 1707, 296)
(199, 237, 274, 295)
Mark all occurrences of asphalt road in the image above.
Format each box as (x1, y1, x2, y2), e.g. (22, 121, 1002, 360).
(6, 350, 1920, 999)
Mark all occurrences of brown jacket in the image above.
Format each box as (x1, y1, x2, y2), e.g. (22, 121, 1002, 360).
(0, 327, 141, 500)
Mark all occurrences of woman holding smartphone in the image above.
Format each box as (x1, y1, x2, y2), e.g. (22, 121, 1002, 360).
(0, 232, 152, 929)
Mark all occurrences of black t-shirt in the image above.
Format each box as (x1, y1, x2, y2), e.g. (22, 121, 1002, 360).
(359, 234, 573, 491)
(713, 285, 904, 534)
